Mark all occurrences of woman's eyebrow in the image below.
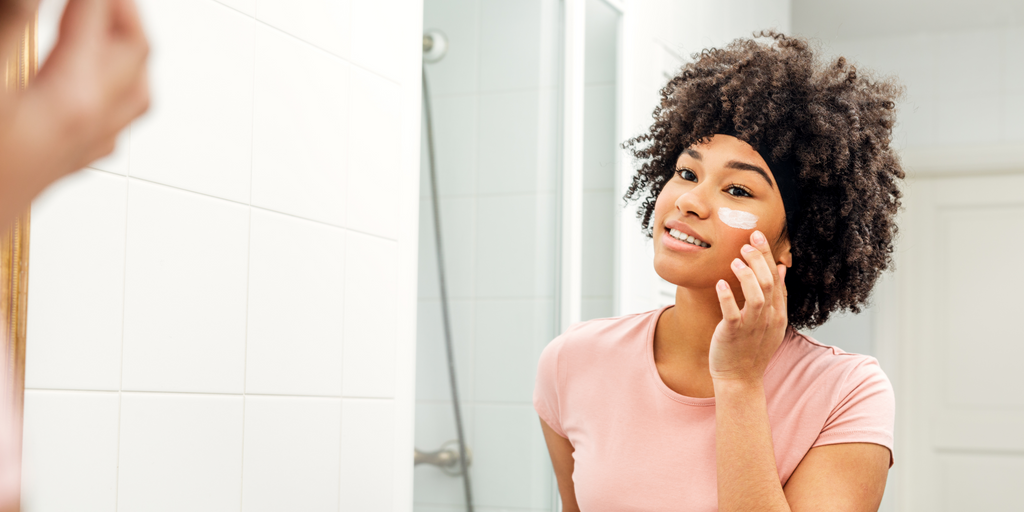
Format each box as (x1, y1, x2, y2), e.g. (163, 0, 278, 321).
(682, 148, 775, 189)
(725, 161, 774, 189)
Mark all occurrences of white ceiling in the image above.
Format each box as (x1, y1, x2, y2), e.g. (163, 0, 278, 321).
(792, 0, 1024, 40)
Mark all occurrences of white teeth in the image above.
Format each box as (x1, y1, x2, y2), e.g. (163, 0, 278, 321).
(668, 228, 709, 248)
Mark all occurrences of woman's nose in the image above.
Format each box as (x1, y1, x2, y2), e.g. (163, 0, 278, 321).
(675, 183, 712, 219)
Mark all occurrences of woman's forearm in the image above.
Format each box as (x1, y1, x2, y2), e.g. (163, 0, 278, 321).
(714, 378, 791, 512)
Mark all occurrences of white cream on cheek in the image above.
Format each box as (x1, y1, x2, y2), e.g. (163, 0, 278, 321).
(717, 207, 758, 229)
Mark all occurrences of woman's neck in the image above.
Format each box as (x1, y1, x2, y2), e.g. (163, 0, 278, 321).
(654, 285, 746, 389)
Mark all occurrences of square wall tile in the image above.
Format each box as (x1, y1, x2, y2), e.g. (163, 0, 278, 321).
(21, 391, 119, 512)
(252, 24, 349, 226)
(350, 0, 417, 84)
(473, 299, 553, 403)
(27, 170, 126, 391)
(246, 208, 345, 396)
(122, 180, 249, 393)
(131, 0, 255, 202)
(214, 0, 255, 16)
(417, 196, 475, 300)
(416, 299, 473, 402)
(242, 396, 341, 512)
(472, 404, 552, 509)
(340, 399, 394, 511)
(423, 0, 480, 95)
(479, 0, 543, 91)
(118, 393, 244, 512)
(477, 90, 558, 195)
(423, 94, 478, 196)
(475, 194, 557, 299)
(413, 401, 474, 507)
(89, 128, 130, 176)
(343, 232, 398, 398)
(256, 0, 350, 58)
(347, 66, 402, 239)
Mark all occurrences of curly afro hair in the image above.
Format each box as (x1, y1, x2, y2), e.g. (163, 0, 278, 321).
(623, 31, 905, 330)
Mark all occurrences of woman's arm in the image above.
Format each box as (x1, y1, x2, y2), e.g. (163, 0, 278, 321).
(784, 443, 890, 511)
(714, 380, 890, 511)
(712, 232, 890, 511)
(539, 418, 580, 512)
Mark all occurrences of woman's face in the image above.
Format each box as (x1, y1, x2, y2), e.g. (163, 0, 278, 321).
(652, 134, 792, 295)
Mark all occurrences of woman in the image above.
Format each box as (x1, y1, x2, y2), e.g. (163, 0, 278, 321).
(534, 32, 902, 511)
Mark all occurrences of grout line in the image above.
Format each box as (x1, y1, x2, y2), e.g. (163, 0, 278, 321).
(113, 125, 134, 512)
(207, 0, 254, 19)
(28, 387, 394, 400)
(123, 175, 399, 243)
(236, 11, 260, 507)
(251, 14, 402, 89)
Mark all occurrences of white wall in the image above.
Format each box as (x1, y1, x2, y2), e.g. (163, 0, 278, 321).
(415, 1, 560, 510)
(21, 1, 422, 511)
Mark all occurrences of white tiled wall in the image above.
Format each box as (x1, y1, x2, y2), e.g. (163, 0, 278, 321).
(23, 0, 422, 510)
(416, 0, 559, 510)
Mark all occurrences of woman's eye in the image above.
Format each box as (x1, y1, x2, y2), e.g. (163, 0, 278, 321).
(677, 169, 697, 182)
(727, 185, 752, 198)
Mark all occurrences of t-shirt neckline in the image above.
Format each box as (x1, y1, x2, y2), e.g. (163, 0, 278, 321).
(645, 304, 793, 406)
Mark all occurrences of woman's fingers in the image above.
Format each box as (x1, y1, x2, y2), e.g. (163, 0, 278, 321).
(716, 279, 742, 328)
(740, 242, 774, 309)
(731, 257, 765, 318)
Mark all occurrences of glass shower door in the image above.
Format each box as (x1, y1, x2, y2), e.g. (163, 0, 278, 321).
(414, 0, 563, 510)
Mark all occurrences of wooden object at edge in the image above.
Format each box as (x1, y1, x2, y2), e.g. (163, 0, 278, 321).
(0, 17, 36, 508)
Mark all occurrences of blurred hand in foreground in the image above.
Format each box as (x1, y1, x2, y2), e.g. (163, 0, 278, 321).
(0, 0, 149, 510)
(0, 0, 150, 226)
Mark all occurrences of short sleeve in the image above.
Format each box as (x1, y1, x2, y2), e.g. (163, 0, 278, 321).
(533, 335, 568, 438)
(811, 357, 896, 468)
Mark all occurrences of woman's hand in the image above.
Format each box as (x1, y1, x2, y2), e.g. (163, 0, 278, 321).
(0, 0, 149, 226)
(33, 0, 151, 169)
(709, 229, 789, 383)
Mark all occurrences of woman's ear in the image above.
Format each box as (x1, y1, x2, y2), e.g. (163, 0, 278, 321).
(776, 236, 793, 269)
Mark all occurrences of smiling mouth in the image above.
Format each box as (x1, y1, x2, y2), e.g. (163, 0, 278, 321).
(667, 228, 710, 248)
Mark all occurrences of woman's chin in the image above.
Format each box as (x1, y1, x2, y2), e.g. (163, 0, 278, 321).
(652, 264, 715, 290)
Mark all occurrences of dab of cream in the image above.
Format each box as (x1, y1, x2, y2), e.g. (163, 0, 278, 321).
(718, 207, 758, 229)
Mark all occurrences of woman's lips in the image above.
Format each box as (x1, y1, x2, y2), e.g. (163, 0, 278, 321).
(661, 229, 708, 253)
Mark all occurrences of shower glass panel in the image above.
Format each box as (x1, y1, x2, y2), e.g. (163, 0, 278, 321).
(415, 0, 563, 510)
(581, 0, 620, 323)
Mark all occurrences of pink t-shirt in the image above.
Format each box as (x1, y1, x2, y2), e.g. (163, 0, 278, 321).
(533, 306, 895, 511)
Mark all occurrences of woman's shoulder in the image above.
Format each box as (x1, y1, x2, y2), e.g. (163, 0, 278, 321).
(774, 327, 892, 394)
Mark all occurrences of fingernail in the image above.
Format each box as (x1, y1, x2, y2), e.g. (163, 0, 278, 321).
(752, 231, 766, 245)
(717, 280, 728, 291)
(732, 258, 746, 269)
(780, 266, 787, 280)
(742, 244, 756, 253)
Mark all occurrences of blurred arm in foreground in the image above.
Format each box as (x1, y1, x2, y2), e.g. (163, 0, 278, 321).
(0, 0, 150, 226)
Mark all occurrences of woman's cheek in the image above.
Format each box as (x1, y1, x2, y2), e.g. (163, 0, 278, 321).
(717, 207, 759, 229)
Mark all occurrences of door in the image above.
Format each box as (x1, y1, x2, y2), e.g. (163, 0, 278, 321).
(896, 172, 1024, 510)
